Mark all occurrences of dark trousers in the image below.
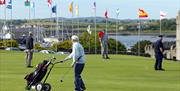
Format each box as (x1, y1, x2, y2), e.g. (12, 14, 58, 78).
(154, 55, 163, 70)
(74, 63, 85, 91)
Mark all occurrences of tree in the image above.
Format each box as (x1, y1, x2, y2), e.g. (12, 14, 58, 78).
(51, 40, 72, 51)
(131, 40, 152, 53)
(79, 32, 126, 53)
(0, 40, 18, 48)
(108, 38, 126, 52)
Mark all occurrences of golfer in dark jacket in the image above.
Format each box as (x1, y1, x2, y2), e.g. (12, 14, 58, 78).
(25, 32, 34, 68)
(154, 35, 164, 71)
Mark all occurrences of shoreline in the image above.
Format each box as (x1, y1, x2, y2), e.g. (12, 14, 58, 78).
(109, 32, 176, 37)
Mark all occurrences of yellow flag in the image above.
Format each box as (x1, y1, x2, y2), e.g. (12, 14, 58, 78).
(69, 2, 73, 13)
(75, 5, 79, 16)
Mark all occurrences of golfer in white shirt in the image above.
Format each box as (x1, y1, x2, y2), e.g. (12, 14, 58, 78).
(60, 35, 86, 91)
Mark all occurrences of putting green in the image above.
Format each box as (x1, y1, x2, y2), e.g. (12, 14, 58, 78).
(0, 50, 180, 91)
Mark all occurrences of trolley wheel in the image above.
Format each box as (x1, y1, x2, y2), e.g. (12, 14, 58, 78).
(35, 83, 43, 91)
(43, 83, 51, 91)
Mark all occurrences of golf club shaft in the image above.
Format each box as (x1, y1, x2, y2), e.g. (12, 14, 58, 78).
(60, 67, 72, 81)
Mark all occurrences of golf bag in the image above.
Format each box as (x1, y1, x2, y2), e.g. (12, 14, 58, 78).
(24, 59, 56, 91)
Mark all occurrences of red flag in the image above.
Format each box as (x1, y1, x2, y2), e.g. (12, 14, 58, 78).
(104, 10, 108, 19)
(0, 0, 6, 5)
(138, 9, 148, 18)
(47, 0, 52, 7)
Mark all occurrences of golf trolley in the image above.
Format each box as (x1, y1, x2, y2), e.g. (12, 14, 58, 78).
(24, 57, 59, 91)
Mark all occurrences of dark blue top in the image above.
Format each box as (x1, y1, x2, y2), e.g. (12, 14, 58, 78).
(154, 39, 164, 56)
(26, 36, 34, 49)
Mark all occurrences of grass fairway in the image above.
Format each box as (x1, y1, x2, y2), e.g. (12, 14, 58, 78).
(0, 50, 180, 91)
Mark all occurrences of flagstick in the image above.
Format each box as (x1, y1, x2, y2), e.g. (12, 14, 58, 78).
(0, 5, 1, 34)
(61, 17, 64, 41)
(179, 0, 180, 10)
(106, 18, 107, 33)
(33, 3, 37, 43)
(28, 3, 31, 39)
(88, 34, 91, 53)
(4, 3, 6, 27)
(78, 18, 79, 36)
(50, 11, 53, 37)
(116, 14, 118, 54)
(72, 9, 74, 35)
(60, 1, 64, 42)
(106, 16, 108, 54)
(0, 6, 1, 34)
(138, 18, 141, 56)
(77, 7, 80, 37)
(10, 3, 13, 48)
(29, 4, 31, 22)
(33, 3, 38, 43)
(56, 11, 59, 52)
(94, 7, 97, 54)
(4, 3, 6, 37)
(56, 9, 59, 40)
(33, 4, 35, 19)
(2, 3, 6, 45)
(160, 19, 162, 35)
(34, 3, 38, 42)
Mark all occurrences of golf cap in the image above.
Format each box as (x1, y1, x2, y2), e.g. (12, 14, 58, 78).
(71, 35, 79, 41)
(29, 32, 33, 35)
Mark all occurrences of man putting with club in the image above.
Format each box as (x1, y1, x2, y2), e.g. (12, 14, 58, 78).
(60, 35, 86, 91)
(99, 29, 110, 59)
(154, 35, 165, 71)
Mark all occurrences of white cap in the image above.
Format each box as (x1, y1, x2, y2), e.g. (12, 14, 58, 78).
(29, 32, 33, 36)
(71, 35, 79, 41)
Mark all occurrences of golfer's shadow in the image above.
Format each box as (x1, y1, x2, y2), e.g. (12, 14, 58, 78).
(165, 69, 180, 72)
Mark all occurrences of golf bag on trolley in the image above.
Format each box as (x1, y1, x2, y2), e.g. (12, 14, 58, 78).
(24, 58, 56, 91)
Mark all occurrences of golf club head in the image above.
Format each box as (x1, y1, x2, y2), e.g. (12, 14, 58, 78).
(60, 80, 63, 83)
(52, 56, 56, 60)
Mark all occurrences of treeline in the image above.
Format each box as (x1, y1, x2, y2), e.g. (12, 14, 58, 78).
(0, 34, 153, 55)
(123, 19, 176, 31)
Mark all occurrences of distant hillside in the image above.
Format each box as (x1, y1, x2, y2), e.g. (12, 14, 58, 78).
(42, 17, 142, 23)
(0, 17, 176, 36)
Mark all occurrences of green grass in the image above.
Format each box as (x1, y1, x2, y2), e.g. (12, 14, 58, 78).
(0, 50, 180, 91)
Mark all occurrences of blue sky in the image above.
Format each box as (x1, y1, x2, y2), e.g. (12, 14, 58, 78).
(0, 0, 180, 19)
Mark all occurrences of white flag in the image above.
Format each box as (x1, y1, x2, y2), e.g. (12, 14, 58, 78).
(92, 2, 96, 14)
(87, 25, 91, 35)
(160, 11, 167, 20)
(75, 4, 79, 16)
(116, 8, 120, 16)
